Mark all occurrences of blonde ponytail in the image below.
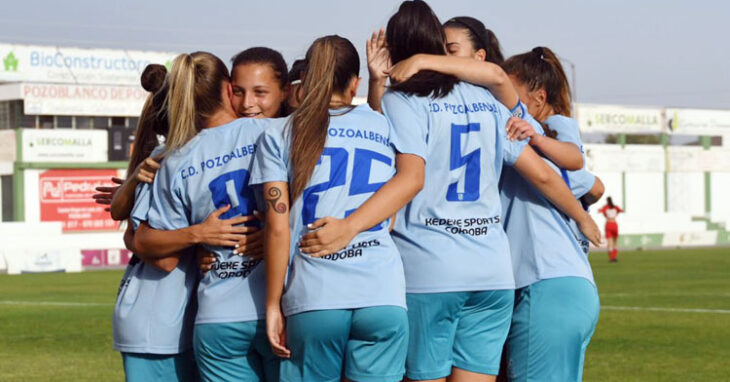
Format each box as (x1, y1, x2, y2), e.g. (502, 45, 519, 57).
(163, 52, 230, 155)
(165, 54, 197, 154)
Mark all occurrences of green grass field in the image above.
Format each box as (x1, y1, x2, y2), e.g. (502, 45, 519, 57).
(0, 247, 728, 381)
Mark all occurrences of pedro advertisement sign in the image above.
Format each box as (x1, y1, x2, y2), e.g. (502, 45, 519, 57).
(39, 169, 118, 232)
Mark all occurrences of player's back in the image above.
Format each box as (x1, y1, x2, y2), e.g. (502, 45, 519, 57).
(148, 117, 282, 324)
(382, 81, 526, 293)
(252, 104, 406, 316)
(500, 114, 595, 288)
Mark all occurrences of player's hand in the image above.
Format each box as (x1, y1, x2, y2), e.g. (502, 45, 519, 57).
(506, 117, 539, 143)
(266, 305, 291, 358)
(366, 27, 390, 83)
(299, 217, 358, 257)
(133, 156, 162, 184)
(578, 213, 603, 247)
(197, 248, 217, 276)
(385, 54, 424, 84)
(233, 229, 264, 260)
(195, 205, 259, 247)
(93, 177, 124, 212)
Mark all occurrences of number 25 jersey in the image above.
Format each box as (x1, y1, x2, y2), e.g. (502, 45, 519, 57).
(250, 104, 406, 317)
(382, 82, 528, 293)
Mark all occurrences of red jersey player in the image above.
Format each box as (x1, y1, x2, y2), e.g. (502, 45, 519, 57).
(599, 197, 623, 262)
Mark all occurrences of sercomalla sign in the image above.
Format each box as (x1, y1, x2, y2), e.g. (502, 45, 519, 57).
(39, 169, 118, 232)
(576, 104, 664, 133)
(21, 129, 107, 163)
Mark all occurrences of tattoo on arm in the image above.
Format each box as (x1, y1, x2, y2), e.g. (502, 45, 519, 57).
(266, 187, 288, 214)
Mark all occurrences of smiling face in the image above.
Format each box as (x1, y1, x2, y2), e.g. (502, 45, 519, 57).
(230, 63, 287, 118)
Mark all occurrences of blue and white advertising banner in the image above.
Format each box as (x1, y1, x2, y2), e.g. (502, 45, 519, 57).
(0, 43, 176, 86)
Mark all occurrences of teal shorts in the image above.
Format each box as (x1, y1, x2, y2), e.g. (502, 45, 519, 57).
(405, 290, 514, 380)
(193, 320, 278, 382)
(504, 277, 600, 382)
(281, 306, 408, 382)
(121, 349, 198, 382)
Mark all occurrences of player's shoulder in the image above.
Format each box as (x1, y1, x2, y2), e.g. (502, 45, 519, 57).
(342, 103, 389, 125)
(208, 117, 279, 141)
(456, 81, 499, 102)
(456, 82, 510, 117)
(382, 88, 427, 109)
(150, 144, 166, 157)
(162, 135, 203, 172)
(545, 114, 578, 133)
(257, 116, 289, 141)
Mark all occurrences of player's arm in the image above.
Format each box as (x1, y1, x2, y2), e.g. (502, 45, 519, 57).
(124, 220, 181, 272)
(387, 54, 519, 110)
(133, 205, 256, 258)
(581, 176, 605, 206)
(506, 117, 583, 171)
(299, 153, 424, 256)
(263, 182, 292, 358)
(366, 28, 389, 113)
(513, 146, 601, 245)
(528, 135, 583, 170)
(110, 157, 161, 221)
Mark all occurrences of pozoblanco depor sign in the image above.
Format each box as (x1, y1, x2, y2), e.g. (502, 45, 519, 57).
(22, 83, 148, 116)
(0, 43, 177, 86)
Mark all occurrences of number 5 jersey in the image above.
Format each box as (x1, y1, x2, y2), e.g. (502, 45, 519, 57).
(146, 118, 274, 325)
(381, 82, 530, 294)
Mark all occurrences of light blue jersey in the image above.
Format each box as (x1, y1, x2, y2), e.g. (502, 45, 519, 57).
(499, 114, 596, 288)
(545, 115, 596, 255)
(130, 145, 166, 230)
(381, 82, 528, 293)
(146, 118, 274, 324)
(250, 104, 406, 317)
(114, 146, 198, 354)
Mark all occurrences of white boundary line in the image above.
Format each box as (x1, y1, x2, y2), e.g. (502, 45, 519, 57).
(602, 305, 730, 314)
(600, 292, 730, 297)
(0, 300, 112, 307)
(2, 301, 729, 314)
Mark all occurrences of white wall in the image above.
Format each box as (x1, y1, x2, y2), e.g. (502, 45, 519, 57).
(667, 172, 705, 216)
(711, 172, 730, 218)
(591, 171, 623, 209)
(625, 172, 664, 214)
(24, 169, 41, 223)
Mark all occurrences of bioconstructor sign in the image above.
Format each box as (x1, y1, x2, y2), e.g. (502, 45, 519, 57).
(0, 43, 177, 86)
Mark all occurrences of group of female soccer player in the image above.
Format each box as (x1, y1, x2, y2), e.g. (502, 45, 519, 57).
(98, 1, 610, 381)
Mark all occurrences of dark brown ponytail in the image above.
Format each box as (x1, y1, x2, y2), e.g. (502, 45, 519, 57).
(387, 0, 458, 98)
(127, 64, 169, 176)
(502, 46, 572, 117)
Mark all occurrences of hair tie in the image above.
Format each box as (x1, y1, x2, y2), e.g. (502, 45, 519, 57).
(531, 47, 545, 60)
